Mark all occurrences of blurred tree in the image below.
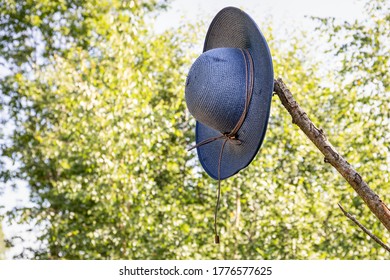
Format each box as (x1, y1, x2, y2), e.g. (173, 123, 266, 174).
(0, 0, 201, 259)
(0, 222, 5, 259)
(0, 0, 389, 259)
(310, 0, 390, 256)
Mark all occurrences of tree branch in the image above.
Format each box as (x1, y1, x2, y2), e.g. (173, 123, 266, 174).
(273, 78, 390, 232)
(338, 203, 390, 253)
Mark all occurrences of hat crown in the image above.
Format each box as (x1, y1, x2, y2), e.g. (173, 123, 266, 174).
(185, 48, 246, 134)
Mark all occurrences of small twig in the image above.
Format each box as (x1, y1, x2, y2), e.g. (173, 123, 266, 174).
(338, 203, 390, 253)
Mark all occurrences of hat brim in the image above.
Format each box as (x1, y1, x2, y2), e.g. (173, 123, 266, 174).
(195, 7, 274, 180)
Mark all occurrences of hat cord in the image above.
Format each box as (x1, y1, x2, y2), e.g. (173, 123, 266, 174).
(188, 48, 254, 244)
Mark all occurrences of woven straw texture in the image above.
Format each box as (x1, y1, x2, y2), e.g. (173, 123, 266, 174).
(185, 7, 274, 180)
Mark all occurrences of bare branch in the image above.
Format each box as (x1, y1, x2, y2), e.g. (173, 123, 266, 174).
(338, 203, 390, 253)
(273, 78, 390, 232)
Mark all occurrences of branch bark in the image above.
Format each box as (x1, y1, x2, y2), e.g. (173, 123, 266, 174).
(273, 78, 390, 232)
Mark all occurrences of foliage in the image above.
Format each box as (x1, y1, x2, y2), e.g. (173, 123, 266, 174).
(0, 0, 199, 259)
(0, 222, 5, 259)
(0, 0, 389, 259)
(311, 0, 390, 256)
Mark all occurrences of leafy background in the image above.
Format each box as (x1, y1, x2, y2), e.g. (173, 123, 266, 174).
(0, 0, 389, 259)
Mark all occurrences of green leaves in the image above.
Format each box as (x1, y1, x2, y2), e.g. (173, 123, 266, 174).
(0, 222, 5, 259)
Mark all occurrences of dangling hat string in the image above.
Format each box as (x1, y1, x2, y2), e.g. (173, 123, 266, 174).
(188, 48, 254, 244)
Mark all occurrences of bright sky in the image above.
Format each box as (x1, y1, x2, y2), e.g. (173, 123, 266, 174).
(156, 0, 364, 33)
(0, 0, 366, 259)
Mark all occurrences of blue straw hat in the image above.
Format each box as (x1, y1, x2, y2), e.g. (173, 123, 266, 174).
(185, 7, 274, 180)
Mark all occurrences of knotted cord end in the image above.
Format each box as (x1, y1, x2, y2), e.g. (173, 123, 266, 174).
(231, 138, 242, 145)
(187, 145, 196, 152)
